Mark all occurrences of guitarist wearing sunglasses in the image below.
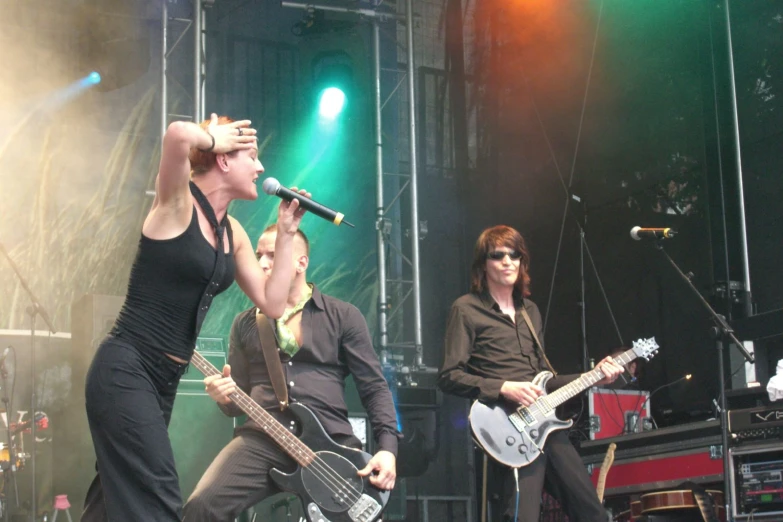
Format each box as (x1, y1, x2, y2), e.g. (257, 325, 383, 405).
(183, 225, 401, 521)
(438, 225, 624, 522)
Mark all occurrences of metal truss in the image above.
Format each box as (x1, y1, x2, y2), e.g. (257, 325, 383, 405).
(160, 0, 208, 139)
(283, 1, 435, 380)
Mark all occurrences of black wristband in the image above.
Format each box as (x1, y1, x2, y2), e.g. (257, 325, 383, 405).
(199, 132, 215, 153)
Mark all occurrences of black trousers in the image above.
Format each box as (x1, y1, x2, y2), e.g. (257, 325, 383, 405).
(81, 337, 189, 522)
(489, 430, 607, 522)
(182, 430, 297, 522)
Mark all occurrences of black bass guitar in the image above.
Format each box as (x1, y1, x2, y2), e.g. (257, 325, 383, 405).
(190, 351, 389, 522)
(469, 338, 658, 468)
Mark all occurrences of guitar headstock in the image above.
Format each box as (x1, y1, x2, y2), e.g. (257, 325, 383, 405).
(630, 337, 659, 361)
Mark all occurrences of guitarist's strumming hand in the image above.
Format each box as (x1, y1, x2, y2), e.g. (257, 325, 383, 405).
(357, 450, 397, 491)
(592, 356, 624, 386)
(204, 364, 237, 405)
(500, 381, 543, 406)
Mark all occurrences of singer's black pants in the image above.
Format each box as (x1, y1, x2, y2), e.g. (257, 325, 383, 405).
(488, 430, 607, 522)
(81, 337, 189, 522)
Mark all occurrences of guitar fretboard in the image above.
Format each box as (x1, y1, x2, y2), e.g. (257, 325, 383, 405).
(534, 348, 639, 412)
(190, 351, 315, 467)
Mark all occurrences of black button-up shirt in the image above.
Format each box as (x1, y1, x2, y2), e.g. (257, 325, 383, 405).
(438, 291, 578, 402)
(220, 285, 401, 456)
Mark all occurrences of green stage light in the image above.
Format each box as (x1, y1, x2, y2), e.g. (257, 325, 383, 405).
(318, 87, 346, 120)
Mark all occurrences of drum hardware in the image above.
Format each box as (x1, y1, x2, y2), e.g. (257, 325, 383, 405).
(0, 355, 20, 522)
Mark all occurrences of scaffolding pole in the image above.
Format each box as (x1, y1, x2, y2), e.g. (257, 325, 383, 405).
(404, 0, 423, 368)
(282, 1, 432, 375)
(161, 0, 206, 143)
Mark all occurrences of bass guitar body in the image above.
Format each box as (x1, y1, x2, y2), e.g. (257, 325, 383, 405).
(269, 403, 390, 522)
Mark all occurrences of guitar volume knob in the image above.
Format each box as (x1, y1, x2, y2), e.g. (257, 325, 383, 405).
(506, 436, 515, 446)
(530, 429, 539, 438)
(518, 444, 528, 454)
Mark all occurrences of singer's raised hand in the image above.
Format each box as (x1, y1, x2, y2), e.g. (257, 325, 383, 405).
(276, 186, 310, 234)
(206, 113, 258, 153)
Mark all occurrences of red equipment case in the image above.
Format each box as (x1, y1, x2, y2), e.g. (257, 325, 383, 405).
(580, 419, 724, 496)
(587, 388, 651, 440)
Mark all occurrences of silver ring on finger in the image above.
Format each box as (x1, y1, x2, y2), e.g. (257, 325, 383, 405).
(238, 128, 244, 136)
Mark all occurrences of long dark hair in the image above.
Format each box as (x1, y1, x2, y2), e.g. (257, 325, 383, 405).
(470, 225, 531, 297)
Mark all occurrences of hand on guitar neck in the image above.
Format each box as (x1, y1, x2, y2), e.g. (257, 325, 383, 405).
(591, 356, 626, 387)
(204, 364, 237, 404)
(499, 355, 625, 407)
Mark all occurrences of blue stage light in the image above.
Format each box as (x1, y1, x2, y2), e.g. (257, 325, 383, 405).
(87, 71, 101, 85)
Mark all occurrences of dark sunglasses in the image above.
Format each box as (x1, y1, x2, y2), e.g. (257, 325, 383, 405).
(487, 250, 522, 261)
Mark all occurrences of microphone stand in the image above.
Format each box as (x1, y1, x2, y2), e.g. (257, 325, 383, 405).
(652, 240, 752, 521)
(0, 242, 56, 522)
(0, 358, 19, 522)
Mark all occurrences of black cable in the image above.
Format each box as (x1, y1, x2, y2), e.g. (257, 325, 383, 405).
(633, 375, 691, 430)
(724, 360, 747, 389)
(626, 387, 647, 432)
(595, 388, 625, 431)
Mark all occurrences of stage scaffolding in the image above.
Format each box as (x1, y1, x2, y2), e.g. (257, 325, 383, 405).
(160, 0, 208, 138)
(156, 2, 468, 519)
(159, 0, 435, 378)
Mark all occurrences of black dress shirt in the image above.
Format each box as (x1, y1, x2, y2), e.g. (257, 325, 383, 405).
(438, 291, 579, 402)
(220, 285, 401, 456)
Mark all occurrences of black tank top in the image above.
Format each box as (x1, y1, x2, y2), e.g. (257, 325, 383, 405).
(111, 206, 236, 360)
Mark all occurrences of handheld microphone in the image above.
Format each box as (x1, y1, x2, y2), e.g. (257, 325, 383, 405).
(261, 178, 354, 228)
(630, 226, 677, 240)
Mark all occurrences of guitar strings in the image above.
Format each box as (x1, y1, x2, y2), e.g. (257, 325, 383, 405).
(206, 365, 365, 504)
(192, 355, 366, 505)
(229, 388, 366, 504)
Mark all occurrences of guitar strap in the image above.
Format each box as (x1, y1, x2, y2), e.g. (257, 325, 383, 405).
(520, 305, 557, 376)
(255, 311, 289, 410)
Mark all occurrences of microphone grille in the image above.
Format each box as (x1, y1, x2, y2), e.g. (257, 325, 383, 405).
(630, 226, 642, 241)
(261, 177, 280, 195)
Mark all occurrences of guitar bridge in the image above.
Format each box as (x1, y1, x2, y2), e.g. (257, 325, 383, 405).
(509, 413, 527, 433)
(347, 494, 382, 522)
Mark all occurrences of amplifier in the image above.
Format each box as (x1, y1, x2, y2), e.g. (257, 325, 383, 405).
(728, 404, 783, 444)
(729, 443, 783, 519)
(738, 460, 783, 509)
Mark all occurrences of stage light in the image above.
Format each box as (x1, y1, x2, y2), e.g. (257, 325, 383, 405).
(318, 87, 346, 120)
(87, 71, 101, 85)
